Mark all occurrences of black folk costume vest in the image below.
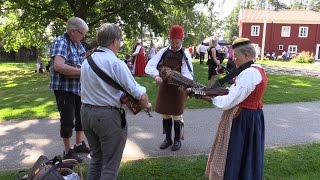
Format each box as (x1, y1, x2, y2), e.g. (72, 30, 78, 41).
(156, 50, 187, 115)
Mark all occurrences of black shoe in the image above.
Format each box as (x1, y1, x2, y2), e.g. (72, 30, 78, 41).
(63, 149, 83, 163)
(74, 141, 90, 153)
(171, 140, 181, 151)
(160, 139, 173, 149)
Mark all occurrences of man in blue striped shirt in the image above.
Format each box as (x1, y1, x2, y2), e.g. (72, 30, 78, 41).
(50, 17, 90, 163)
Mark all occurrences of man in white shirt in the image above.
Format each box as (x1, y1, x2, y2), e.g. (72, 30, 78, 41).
(80, 23, 151, 179)
(145, 25, 193, 151)
(199, 42, 207, 64)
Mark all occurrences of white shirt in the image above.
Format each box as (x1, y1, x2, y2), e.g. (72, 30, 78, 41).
(149, 47, 156, 59)
(200, 44, 207, 53)
(132, 45, 144, 56)
(145, 45, 194, 80)
(81, 47, 146, 107)
(212, 64, 263, 110)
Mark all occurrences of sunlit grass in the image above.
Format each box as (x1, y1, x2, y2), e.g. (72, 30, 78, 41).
(1, 61, 320, 121)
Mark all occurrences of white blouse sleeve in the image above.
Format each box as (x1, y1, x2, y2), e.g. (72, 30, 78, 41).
(132, 45, 141, 56)
(212, 67, 262, 110)
(145, 47, 167, 78)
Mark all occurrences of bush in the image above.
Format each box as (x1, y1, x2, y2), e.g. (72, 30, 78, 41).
(290, 51, 315, 63)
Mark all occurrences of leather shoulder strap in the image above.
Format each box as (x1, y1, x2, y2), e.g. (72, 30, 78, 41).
(212, 60, 254, 88)
(86, 53, 138, 102)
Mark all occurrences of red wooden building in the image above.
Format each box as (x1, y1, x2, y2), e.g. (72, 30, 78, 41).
(238, 9, 320, 61)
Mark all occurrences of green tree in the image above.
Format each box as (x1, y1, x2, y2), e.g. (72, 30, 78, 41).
(223, 1, 240, 42)
(308, 0, 320, 10)
(160, 8, 215, 47)
(0, 0, 208, 55)
(269, 0, 288, 10)
(289, 0, 308, 9)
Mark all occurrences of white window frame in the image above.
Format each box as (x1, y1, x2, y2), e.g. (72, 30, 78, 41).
(299, 27, 308, 38)
(279, 45, 283, 50)
(281, 26, 291, 37)
(288, 45, 298, 54)
(251, 25, 260, 36)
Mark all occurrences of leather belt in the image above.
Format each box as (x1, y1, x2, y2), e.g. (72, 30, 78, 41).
(82, 103, 119, 110)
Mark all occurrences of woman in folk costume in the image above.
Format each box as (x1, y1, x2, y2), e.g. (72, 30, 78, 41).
(202, 38, 268, 180)
(131, 42, 146, 76)
(145, 25, 193, 151)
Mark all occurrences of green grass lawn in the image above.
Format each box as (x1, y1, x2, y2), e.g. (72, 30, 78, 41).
(2, 143, 320, 179)
(1, 60, 320, 178)
(1, 60, 320, 121)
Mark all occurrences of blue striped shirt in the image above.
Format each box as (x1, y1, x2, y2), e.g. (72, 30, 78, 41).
(49, 33, 86, 96)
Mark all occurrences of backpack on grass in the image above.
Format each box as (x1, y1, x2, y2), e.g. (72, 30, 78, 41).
(17, 155, 82, 180)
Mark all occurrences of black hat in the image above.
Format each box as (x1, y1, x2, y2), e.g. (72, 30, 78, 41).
(232, 38, 251, 49)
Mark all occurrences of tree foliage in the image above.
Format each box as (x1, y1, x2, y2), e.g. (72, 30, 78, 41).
(289, 0, 308, 9)
(223, 1, 240, 42)
(309, 0, 320, 10)
(0, 0, 208, 55)
(161, 7, 215, 47)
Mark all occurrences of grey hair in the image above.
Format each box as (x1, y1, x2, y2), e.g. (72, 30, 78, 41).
(66, 17, 89, 33)
(234, 43, 256, 59)
(96, 23, 122, 47)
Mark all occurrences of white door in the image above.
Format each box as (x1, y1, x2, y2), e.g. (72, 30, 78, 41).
(316, 44, 320, 61)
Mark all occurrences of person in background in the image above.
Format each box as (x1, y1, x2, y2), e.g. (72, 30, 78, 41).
(199, 42, 207, 64)
(193, 45, 198, 59)
(124, 54, 130, 64)
(49, 17, 90, 163)
(226, 36, 238, 72)
(145, 25, 193, 151)
(81, 23, 151, 179)
(203, 38, 268, 180)
(131, 42, 146, 76)
(36, 57, 44, 73)
(148, 42, 156, 61)
(188, 46, 193, 58)
(207, 37, 220, 87)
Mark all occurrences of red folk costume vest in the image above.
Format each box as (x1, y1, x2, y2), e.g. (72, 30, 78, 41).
(156, 50, 187, 115)
(240, 66, 268, 110)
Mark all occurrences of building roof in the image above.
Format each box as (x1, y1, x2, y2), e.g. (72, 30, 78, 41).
(240, 9, 320, 24)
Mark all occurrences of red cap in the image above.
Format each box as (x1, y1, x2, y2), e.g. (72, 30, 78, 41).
(169, 25, 184, 39)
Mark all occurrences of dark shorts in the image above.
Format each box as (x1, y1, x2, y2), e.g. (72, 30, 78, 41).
(54, 90, 82, 138)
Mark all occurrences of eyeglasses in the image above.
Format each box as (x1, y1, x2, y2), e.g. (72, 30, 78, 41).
(76, 30, 85, 36)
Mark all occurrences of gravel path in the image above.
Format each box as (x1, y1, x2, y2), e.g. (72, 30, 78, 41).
(1, 101, 320, 170)
(262, 64, 320, 78)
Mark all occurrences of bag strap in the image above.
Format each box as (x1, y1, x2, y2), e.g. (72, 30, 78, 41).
(158, 47, 193, 76)
(86, 51, 138, 102)
(211, 60, 254, 88)
(63, 33, 71, 55)
(181, 48, 193, 76)
(50, 155, 62, 166)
